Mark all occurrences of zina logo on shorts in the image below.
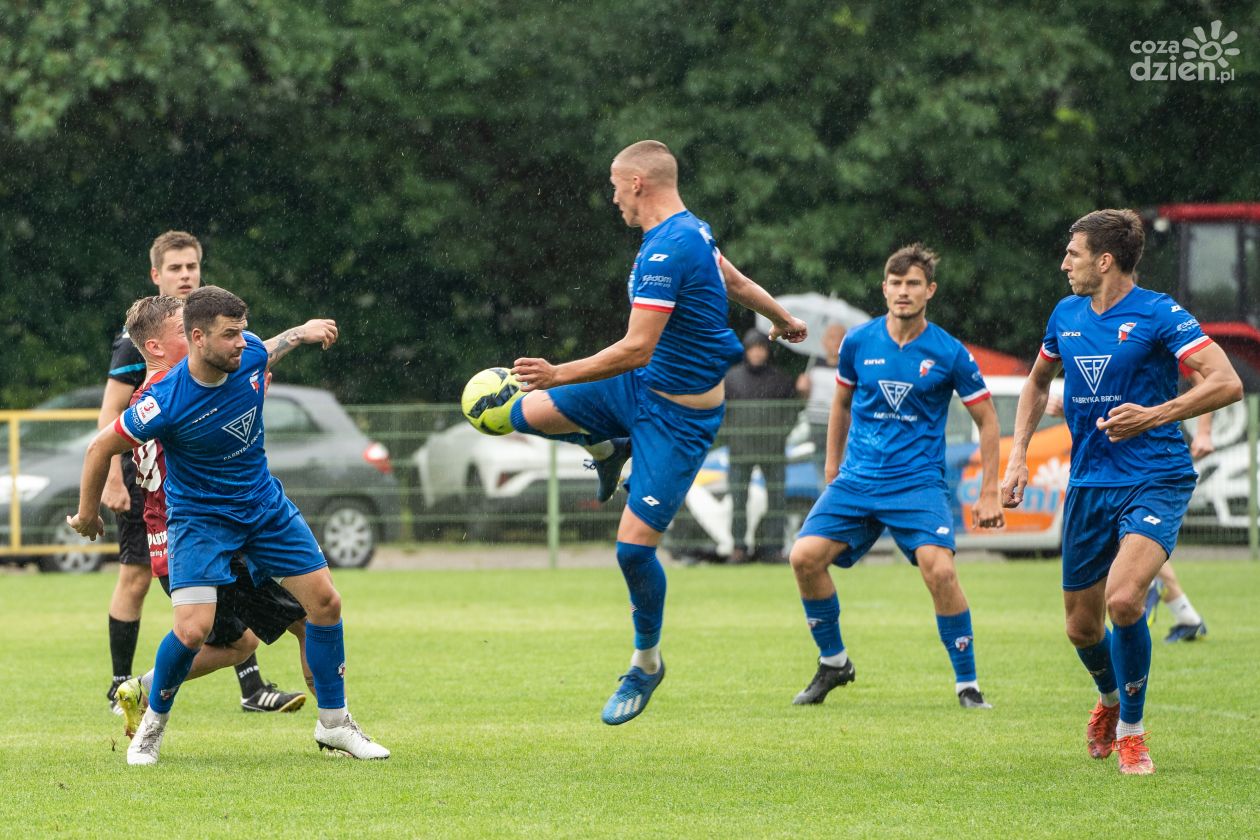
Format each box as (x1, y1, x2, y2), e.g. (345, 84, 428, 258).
(1074, 355, 1112, 394)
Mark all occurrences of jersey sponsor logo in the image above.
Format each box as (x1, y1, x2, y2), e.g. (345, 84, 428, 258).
(191, 408, 219, 425)
(648, 253, 669, 262)
(1176, 318, 1200, 332)
(863, 358, 886, 365)
(1074, 355, 1112, 394)
(135, 396, 161, 424)
(1060, 331, 1081, 337)
(1118, 322, 1137, 342)
(640, 274, 672, 287)
(222, 406, 258, 445)
(146, 530, 168, 547)
(919, 359, 936, 377)
(878, 380, 913, 412)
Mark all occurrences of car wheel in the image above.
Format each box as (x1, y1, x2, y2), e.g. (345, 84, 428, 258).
(319, 499, 376, 569)
(37, 510, 106, 573)
(463, 467, 496, 542)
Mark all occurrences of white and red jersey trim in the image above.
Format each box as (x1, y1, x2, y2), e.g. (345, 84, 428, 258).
(1173, 335, 1212, 361)
(113, 416, 144, 446)
(1038, 343, 1061, 362)
(631, 296, 675, 313)
(836, 373, 855, 389)
(960, 387, 991, 406)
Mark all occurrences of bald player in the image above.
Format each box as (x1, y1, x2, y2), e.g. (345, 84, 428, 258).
(510, 140, 808, 725)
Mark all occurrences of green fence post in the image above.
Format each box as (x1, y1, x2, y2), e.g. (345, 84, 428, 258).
(548, 440, 560, 569)
(1248, 394, 1258, 562)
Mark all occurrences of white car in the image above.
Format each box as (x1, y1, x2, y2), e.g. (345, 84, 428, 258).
(412, 423, 605, 539)
(1184, 440, 1255, 530)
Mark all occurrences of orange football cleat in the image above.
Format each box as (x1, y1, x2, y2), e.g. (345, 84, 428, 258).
(1086, 700, 1120, 759)
(1116, 733, 1155, 775)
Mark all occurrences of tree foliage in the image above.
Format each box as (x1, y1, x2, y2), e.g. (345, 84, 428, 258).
(2, 0, 1257, 407)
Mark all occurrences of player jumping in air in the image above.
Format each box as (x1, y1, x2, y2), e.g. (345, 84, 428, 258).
(510, 140, 808, 725)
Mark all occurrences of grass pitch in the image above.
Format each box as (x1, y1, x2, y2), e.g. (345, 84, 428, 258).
(2, 557, 1258, 838)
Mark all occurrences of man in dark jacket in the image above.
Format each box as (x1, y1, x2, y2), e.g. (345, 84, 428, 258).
(724, 329, 798, 563)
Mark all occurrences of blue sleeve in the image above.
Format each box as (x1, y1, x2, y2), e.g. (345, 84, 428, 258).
(119, 391, 169, 444)
(631, 235, 686, 315)
(951, 343, 990, 406)
(1040, 303, 1061, 361)
(836, 333, 857, 388)
(1153, 298, 1211, 362)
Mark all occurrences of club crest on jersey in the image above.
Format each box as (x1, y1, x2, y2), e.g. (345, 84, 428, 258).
(878, 380, 913, 412)
(1074, 355, 1111, 395)
(222, 406, 257, 444)
(919, 359, 936, 377)
(249, 369, 261, 391)
(1118, 322, 1137, 342)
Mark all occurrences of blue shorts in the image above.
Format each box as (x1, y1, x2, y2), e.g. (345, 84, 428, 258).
(166, 493, 327, 591)
(548, 371, 725, 532)
(797, 477, 955, 566)
(1061, 476, 1196, 591)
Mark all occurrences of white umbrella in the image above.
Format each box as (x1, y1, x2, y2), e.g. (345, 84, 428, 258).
(754, 292, 872, 357)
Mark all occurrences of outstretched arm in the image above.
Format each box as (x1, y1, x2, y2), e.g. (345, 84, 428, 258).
(720, 256, 808, 344)
(514, 308, 669, 391)
(1000, 354, 1060, 509)
(264, 319, 339, 371)
(68, 425, 139, 540)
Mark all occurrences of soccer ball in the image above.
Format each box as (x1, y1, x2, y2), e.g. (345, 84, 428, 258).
(461, 367, 524, 436)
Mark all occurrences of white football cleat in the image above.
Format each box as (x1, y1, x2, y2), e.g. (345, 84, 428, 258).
(127, 709, 168, 766)
(314, 714, 390, 760)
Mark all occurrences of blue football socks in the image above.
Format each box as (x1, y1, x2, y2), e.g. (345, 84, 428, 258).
(306, 620, 347, 710)
(510, 400, 602, 447)
(802, 595, 844, 658)
(1111, 618, 1152, 725)
(936, 609, 977, 683)
(615, 542, 666, 651)
(1075, 627, 1119, 696)
(148, 631, 200, 714)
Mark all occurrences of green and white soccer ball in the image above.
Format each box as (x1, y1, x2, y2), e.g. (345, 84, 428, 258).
(461, 367, 524, 436)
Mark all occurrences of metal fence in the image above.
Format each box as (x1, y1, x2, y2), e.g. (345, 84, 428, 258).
(3, 395, 1258, 570)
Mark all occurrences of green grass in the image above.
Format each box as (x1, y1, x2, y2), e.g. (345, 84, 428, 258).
(2, 559, 1258, 838)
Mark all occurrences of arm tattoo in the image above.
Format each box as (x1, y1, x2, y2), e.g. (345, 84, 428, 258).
(266, 328, 304, 368)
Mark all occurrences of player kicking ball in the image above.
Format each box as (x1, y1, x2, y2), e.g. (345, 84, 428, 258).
(508, 140, 807, 725)
(1002, 209, 1241, 775)
(786, 244, 1005, 710)
(71, 286, 389, 764)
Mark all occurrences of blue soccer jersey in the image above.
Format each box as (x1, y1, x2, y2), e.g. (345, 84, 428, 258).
(116, 332, 281, 520)
(627, 210, 744, 394)
(835, 318, 990, 485)
(1039, 287, 1210, 487)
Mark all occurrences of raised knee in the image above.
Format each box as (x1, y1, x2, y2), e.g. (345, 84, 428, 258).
(1106, 589, 1144, 627)
(308, 588, 341, 623)
(789, 545, 827, 576)
(173, 618, 211, 649)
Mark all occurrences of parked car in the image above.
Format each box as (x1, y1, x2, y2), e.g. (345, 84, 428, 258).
(412, 423, 610, 540)
(1184, 441, 1255, 531)
(0, 384, 399, 572)
(664, 376, 1071, 560)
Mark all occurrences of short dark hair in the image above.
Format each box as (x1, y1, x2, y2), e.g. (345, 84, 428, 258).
(125, 295, 184, 352)
(1068, 209, 1145, 273)
(884, 243, 940, 284)
(184, 285, 247, 336)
